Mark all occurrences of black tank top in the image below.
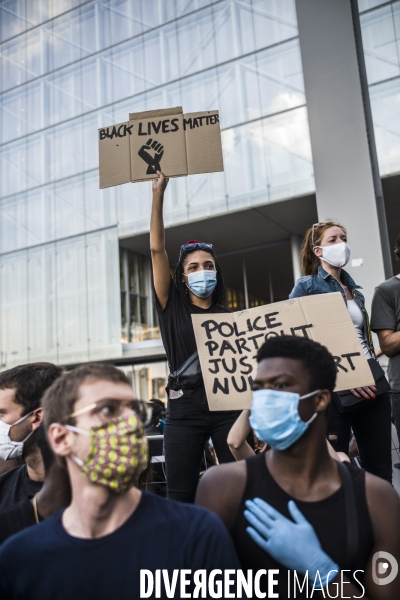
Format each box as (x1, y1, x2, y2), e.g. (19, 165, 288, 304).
(231, 453, 373, 598)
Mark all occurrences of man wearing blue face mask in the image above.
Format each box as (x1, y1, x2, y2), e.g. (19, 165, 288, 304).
(196, 336, 400, 599)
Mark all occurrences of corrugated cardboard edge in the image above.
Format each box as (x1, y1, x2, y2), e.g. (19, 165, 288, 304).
(184, 110, 224, 175)
(129, 106, 183, 121)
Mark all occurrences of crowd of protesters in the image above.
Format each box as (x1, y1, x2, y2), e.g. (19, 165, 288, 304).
(0, 171, 399, 599)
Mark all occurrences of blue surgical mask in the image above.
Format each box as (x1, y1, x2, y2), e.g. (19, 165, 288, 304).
(186, 270, 217, 298)
(249, 388, 320, 451)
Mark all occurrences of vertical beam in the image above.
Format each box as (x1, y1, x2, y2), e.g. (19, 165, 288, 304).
(295, 0, 391, 309)
(291, 234, 302, 283)
(269, 271, 274, 304)
(242, 258, 249, 309)
(350, 0, 392, 279)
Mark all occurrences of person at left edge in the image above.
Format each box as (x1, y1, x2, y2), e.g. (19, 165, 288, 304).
(0, 364, 239, 600)
(150, 171, 240, 503)
(0, 363, 63, 509)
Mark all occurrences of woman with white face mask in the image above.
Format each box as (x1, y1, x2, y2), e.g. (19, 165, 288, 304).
(289, 221, 392, 483)
(150, 172, 241, 503)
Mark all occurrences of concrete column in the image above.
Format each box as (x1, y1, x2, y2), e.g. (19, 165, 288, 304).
(295, 0, 392, 309)
(291, 234, 302, 283)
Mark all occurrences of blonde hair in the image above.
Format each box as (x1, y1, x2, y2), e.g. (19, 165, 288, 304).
(300, 221, 347, 276)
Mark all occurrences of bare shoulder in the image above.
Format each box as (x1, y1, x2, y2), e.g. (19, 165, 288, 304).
(364, 471, 400, 538)
(195, 460, 247, 530)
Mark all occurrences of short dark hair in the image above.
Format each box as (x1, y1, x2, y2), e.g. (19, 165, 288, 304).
(256, 335, 337, 392)
(173, 246, 226, 308)
(0, 363, 63, 415)
(395, 233, 400, 261)
(42, 364, 131, 430)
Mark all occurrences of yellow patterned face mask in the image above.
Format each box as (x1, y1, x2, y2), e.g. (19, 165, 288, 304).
(66, 414, 149, 493)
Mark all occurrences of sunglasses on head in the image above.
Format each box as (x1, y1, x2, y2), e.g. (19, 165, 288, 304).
(179, 242, 214, 262)
(311, 222, 327, 246)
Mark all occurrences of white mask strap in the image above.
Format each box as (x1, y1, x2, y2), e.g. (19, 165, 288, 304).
(65, 424, 89, 436)
(69, 453, 84, 467)
(299, 389, 321, 401)
(306, 412, 318, 426)
(10, 410, 34, 428)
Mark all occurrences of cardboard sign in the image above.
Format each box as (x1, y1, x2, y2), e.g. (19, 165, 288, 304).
(192, 292, 375, 411)
(98, 106, 223, 188)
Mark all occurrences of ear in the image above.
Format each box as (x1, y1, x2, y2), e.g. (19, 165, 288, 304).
(314, 390, 331, 413)
(31, 407, 43, 432)
(48, 423, 73, 458)
(313, 246, 323, 258)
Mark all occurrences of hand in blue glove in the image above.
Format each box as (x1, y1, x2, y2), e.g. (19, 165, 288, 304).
(244, 498, 339, 585)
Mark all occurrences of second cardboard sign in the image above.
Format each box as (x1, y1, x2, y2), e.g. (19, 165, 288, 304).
(99, 106, 223, 188)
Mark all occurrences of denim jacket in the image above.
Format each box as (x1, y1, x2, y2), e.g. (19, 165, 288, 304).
(289, 266, 375, 357)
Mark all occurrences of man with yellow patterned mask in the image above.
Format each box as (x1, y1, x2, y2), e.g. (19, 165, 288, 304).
(0, 364, 239, 600)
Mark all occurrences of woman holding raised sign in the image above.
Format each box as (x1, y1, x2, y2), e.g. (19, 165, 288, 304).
(290, 221, 392, 482)
(150, 171, 241, 502)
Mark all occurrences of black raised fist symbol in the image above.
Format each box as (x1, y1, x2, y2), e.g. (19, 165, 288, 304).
(138, 138, 164, 174)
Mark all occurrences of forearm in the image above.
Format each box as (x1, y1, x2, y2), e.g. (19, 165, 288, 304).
(229, 442, 254, 461)
(150, 191, 166, 254)
(380, 331, 400, 358)
(227, 410, 251, 449)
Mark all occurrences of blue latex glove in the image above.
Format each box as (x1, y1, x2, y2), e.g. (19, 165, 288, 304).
(244, 498, 339, 585)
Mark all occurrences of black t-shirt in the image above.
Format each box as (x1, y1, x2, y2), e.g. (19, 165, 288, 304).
(0, 498, 37, 544)
(0, 491, 240, 600)
(156, 279, 231, 409)
(0, 465, 42, 510)
(231, 454, 373, 598)
(371, 276, 400, 391)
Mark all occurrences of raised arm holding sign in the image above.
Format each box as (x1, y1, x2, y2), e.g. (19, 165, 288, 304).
(149, 172, 244, 504)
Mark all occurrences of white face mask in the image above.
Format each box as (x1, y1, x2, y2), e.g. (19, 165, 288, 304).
(316, 242, 351, 268)
(0, 411, 34, 461)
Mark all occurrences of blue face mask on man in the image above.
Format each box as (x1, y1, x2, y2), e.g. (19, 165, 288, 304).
(249, 388, 320, 451)
(186, 270, 217, 298)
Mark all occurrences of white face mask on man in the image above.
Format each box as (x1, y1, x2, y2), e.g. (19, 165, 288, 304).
(315, 242, 351, 268)
(0, 411, 34, 461)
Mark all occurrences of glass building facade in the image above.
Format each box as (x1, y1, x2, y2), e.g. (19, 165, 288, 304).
(0, 0, 399, 383)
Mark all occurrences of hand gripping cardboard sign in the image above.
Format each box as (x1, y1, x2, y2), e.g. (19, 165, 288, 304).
(192, 293, 375, 411)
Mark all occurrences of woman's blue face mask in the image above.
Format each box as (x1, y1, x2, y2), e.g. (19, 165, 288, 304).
(249, 388, 320, 451)
(186, 270, 217, 298)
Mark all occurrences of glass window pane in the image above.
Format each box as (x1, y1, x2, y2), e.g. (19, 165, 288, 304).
(1, 138, 27, 197)
(46, 118, 84, 182)
(27, 246, 55, 362)
(177, 8, 217, 77)
(1, 0, 26, 43)
(251, 0, 298, 51)
(1, 250, 29, 367)
(2, 35, 27, 91)
(1, 194, 27, 252)
(53, 175, 86, 239)
(359, 0, 390, 12)
(26, 133, 44, 189)
(361, 6, 400, 84)
(25, 28, 45, 79)
(56, 236, 89, 363)
(49, 66, 82, 124)
(86, 228, 121, 358)
(140, 297, 148, 326)
(49, 10, 83, 71)
(128, 253, 138, 293)
(369, 77, 400, 176)
(138, 254, 146, 295)
(2, 87, 29, 143)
